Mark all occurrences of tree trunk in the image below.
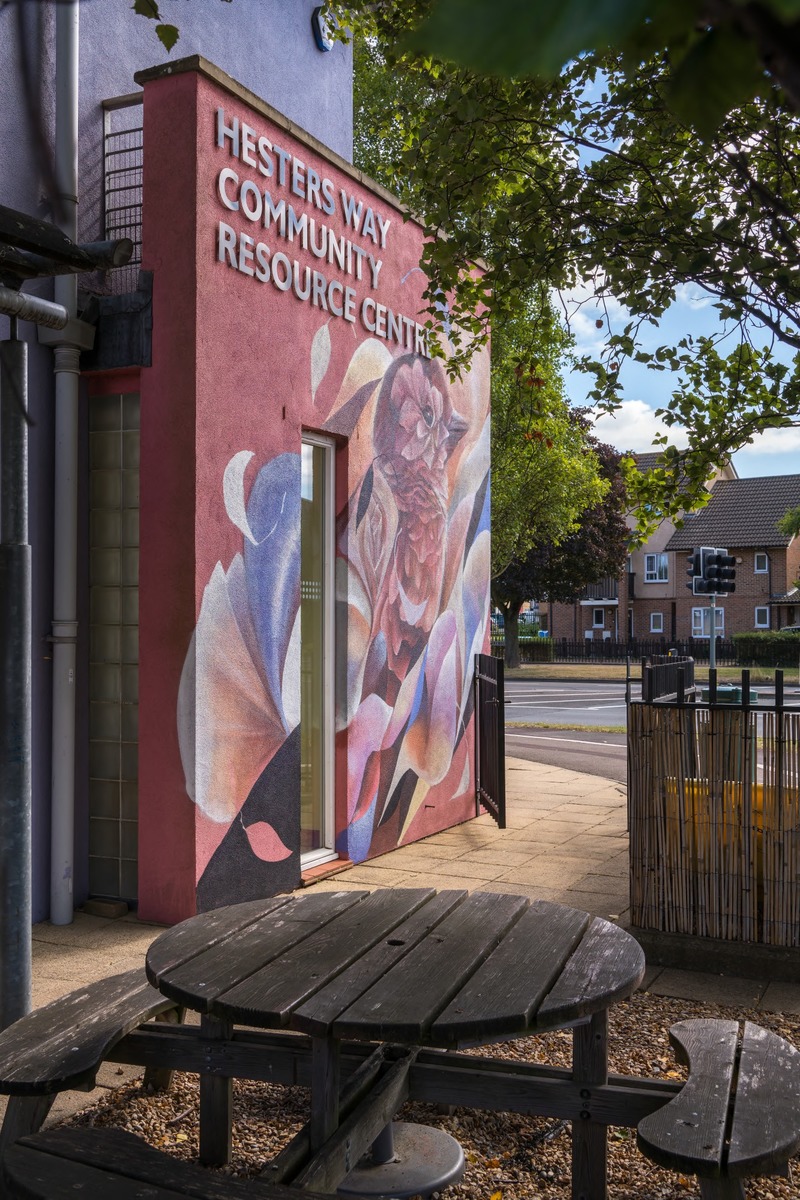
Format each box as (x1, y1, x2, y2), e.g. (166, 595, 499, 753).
(502, 604, 521, 669)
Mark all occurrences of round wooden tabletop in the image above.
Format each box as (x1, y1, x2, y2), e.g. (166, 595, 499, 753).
(146, 889, 645, 1047)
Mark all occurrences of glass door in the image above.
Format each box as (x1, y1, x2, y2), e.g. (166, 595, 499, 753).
(300, 436, 335, 867)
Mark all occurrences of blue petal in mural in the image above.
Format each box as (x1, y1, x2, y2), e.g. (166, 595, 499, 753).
(243, 453, 302, 731)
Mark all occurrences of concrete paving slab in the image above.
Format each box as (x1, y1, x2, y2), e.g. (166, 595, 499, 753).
(758, 982, 800, 1015)
(647, 969, 765, 1008)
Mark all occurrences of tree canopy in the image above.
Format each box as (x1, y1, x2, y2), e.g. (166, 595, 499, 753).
(354, 32, 609, 577)
(492, 426, 629, 666)
(333, 2, 800, 535)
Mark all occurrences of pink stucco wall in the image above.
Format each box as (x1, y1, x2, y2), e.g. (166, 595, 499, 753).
(138, 62, 491, 921)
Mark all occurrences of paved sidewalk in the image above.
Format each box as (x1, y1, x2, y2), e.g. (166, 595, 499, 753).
(15, 756, 800, 1129)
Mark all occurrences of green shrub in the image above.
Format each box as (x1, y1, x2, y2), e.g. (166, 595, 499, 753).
(733, 631, 800, 667)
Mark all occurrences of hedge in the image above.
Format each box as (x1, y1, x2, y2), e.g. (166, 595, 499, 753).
(732, 631, 800, 667)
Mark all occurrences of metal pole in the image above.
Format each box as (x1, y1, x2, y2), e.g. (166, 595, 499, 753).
(709, 594, 717, 673)
(50, 0, 80, 924)
(0, 330, 32, 1028)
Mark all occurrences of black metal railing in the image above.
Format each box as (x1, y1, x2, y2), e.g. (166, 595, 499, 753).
(641, 655, 695, 704)
(492, 637, 739, 665)
(474, 653, 505, 829)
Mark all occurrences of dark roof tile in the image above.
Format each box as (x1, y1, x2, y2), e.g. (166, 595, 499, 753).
(666, 475, 800, 550)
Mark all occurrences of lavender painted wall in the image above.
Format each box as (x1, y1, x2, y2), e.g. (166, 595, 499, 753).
(0, 0, 352, 920)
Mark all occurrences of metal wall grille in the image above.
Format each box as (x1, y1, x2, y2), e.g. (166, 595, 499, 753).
(103, 95, 143, 295)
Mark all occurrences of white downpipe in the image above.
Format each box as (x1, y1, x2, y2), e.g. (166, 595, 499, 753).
(50, 0, 79, 925)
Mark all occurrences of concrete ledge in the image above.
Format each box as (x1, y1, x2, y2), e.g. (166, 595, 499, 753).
(629, 926, 800, 983)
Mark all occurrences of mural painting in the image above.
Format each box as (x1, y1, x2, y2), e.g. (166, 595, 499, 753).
(138, 64, 490, 917)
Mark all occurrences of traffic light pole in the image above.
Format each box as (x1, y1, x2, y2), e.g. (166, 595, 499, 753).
(709, 593, 717, 672)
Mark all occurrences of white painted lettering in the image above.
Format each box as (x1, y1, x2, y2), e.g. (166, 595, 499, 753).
(368, 255, 382, 288)
(312, 271, 328, 310)
(344, 286, 356, 323)
(239, 179, 262, 223)
(361, 206, 377, 243)
(328, 280, 344, 317)
(217, 221, 237, 266)
(241, 122, 257, 168)
(257, 136, 274, 177)
(271, 252, 292, 291)
(291, 157, 306, 199)
(238, 232, 255, 276)
(306, 166, 321, 209)
(217, 168, 240, 212)
(293, 262, 312, 301)
(320, 178, 336, 216)
(263, 192, 287, 235)
(361, 296, 376, 331)
(255, 241, 270, 282)
(274, 146, 291, 187)
(216, 108, 239, 156)
(376, 213, 391, 248)
(340, 190, 363, 232)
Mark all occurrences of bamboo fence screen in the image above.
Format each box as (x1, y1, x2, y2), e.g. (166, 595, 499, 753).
(629, 703, 800, 945)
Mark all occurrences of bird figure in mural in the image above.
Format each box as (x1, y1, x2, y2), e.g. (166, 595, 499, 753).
(357, 354, 468, 705)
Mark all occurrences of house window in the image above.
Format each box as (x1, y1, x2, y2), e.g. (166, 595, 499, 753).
(754, 552, 768, 573)
(592, 608, 605, 627)
(644, 553, 669, 583)
(755, 606, 770, 628)
(692, 607, 725, 638)
(650, 612, 664, 634)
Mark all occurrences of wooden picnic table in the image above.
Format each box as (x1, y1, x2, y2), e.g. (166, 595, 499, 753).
(145, 887, 645, 1199)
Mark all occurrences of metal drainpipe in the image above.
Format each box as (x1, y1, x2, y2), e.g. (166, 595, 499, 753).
(50, 0, 80, 925)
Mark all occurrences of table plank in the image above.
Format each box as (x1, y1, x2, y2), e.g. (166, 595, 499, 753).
(536, 917, 645, 1029)
(728, 1020, 800, 1176)
(332, 892, 529, 1043)
(146, 895, 294, 985)
(430, 901, 589, 1043)
(214, 890, 435, 1026)
(152, 892, 368, 1012)
(292, 891, 466, 1038)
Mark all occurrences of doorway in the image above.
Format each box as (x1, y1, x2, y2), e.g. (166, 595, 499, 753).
(300, 436, 336, 867)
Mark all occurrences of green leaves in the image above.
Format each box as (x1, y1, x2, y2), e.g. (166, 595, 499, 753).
(131, 0, 179, 52)
(406, 0, 651, 78)
(667, 27, 766, 139)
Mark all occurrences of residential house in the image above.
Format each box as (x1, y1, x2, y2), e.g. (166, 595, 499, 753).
(542, 462, 800, 645)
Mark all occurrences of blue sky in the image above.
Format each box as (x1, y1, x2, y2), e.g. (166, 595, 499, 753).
(563, 283, 800, 479)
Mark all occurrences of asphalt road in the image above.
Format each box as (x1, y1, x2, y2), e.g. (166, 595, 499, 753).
(503, 681, 792, 782)
(505, 727, 628, 784)
(505, 680, 637, 729)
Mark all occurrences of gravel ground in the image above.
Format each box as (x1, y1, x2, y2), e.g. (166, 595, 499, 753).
(63, 989, 799, 1199)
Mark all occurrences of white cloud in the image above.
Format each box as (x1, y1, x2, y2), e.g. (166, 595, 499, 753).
(735, 425, 800, 458)
(674, 282, 715, 310)
(589, 400, 689, 454)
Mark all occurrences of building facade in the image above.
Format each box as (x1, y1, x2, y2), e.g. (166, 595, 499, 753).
(1, 7, 490, 924)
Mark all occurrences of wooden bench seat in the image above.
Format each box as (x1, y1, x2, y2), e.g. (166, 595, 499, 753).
(0, 968, 180, 1151)
(637, 1018, 800, 1198)
(2, 1126, 328, 1200)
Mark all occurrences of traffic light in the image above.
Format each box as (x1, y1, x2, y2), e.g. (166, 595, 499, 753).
(704, 549, 736, 594)
(686, 549, 704, 594)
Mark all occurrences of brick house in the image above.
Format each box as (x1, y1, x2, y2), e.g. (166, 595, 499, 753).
(543, 464, 800, 642)
(664, 474, 800, 637)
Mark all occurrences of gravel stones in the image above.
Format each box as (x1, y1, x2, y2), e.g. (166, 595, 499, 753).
(62, 989, 799, 1199)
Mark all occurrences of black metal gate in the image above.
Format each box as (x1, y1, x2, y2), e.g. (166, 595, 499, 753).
(474, 653, 506, 828)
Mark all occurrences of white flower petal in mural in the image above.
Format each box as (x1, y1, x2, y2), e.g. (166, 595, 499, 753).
(242, 818, 293, 862)
(223, 450, 257, 545)
(281, 606, 301, 731)
(311, 321, 332, 404)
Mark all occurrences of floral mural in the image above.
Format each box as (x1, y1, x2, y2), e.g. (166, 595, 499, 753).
(177, 333, 490, 909)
